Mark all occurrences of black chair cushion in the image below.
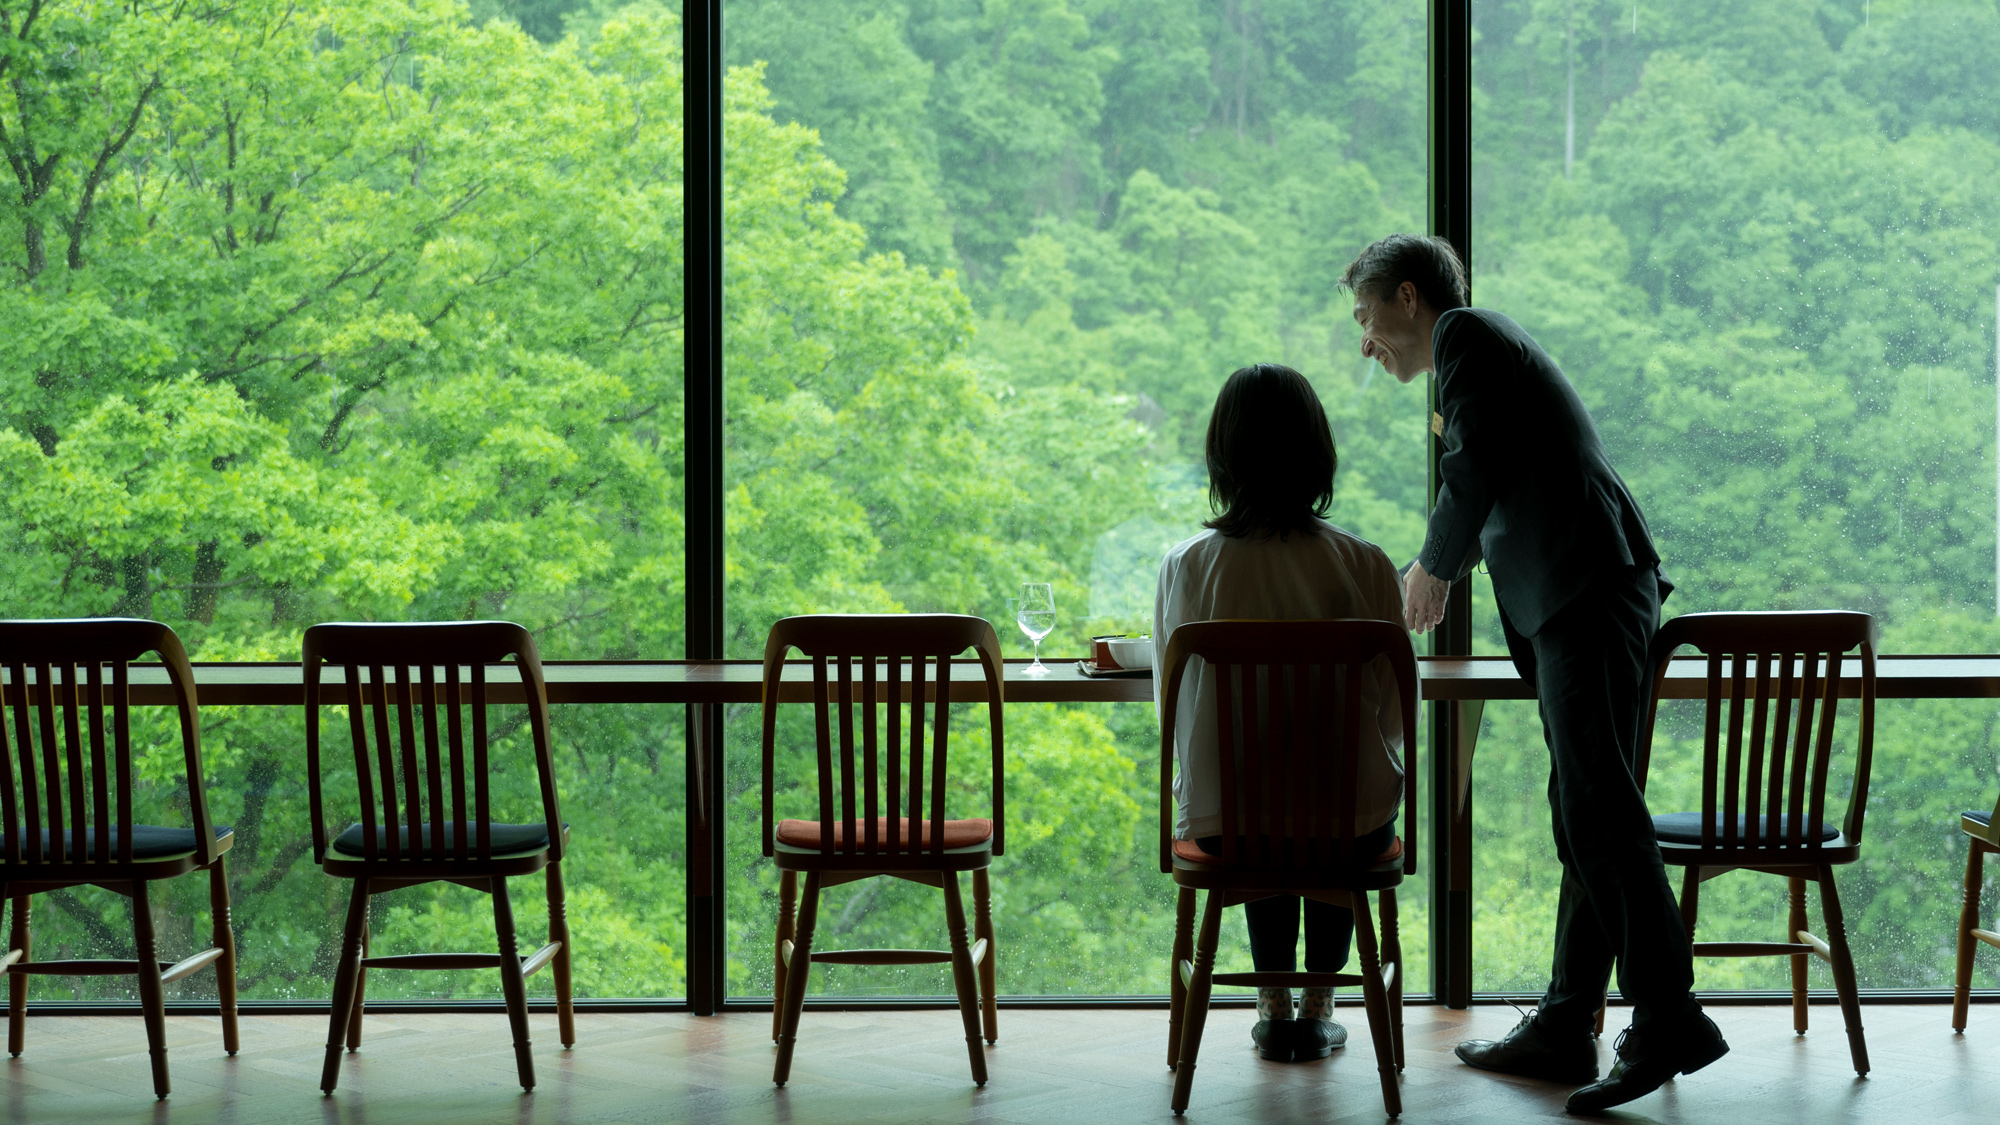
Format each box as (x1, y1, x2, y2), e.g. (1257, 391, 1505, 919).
(1968, 809, 1992, 828)
(7, 825, 231, 863)
(331, 821, 558, 858)
(1653, 812, 1837, 845)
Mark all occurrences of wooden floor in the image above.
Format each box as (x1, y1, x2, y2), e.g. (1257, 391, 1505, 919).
(1, 1002, 1995, 1123)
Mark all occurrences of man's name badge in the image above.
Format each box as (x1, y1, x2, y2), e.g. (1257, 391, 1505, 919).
(1431, 411, 1444, 437)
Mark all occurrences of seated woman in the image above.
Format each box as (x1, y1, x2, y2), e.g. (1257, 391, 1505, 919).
(1153, 362, 1407, 1063)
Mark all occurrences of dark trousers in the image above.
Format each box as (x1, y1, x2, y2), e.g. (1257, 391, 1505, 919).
(1197, 820, 1398, 974)
(1499, 565, 1698, 1034)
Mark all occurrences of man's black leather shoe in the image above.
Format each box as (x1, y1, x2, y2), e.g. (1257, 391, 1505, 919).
(1252, 1018, 1296, 1061)
(1455, 1010, 1599, 1082)
(1293, 1018, 1348, 1060)
(1565, 1014, 1729, 1115)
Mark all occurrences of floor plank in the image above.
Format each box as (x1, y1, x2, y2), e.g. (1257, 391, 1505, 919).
(1, 1001, 1994, 1122)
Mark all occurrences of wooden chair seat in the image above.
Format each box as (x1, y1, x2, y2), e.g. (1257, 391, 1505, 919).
(330, 821, 562, 860)
(775, 816, 993, 853)
(1169, 836, 1402, 867)
(1653, 812, 1838, 846)
(1966, 809, 1991, 832)
(9, 825, 232, 864)
(1158, 619, 1418, 1117)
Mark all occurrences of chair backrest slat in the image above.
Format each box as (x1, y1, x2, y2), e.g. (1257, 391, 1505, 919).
(1719, 653, 1746, 848)
(836, 657, 857, 854)
(929, 659, 952, 857)
(301, 622, 562, 868)
(34, 665, 62, 862)
(113, 660, 136, 864)
(445, 664, 468, 858)
(60, 663, 88, 862)
(885, 655, 902, 844)
(1766, 651, 1797, 833)
(905, 653, 927, 854)
(7, 664, 38, 863)
(86, 662, 110, 863)
(0, 620, 216, 872)
(0, 666, 18, 866)
(1740, 653, 1773, 847)
(1807, 649, 1841, 848)
(1651, 612, 1876, 856)
(394, 663, 423, 855)
(1157, 619, 1419, 877)
(1785, 651, 1821, 849)
(861, 657, 879, 853)
(419, 665, 446, 856)
(472, 662, 493, 855)
(365, 665, 398, 859)
(1342, 662, 1366, 863)
(344, 663, 378, 860)
(759, 615, 1006, 862)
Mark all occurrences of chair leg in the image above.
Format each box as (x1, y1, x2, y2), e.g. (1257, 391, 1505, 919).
(1166, 886, 1195, 1070)
(1954, 840, 1987, 1033)
(773, 870, 796, 1044)
(322, 879, 371, 1093)
(973, 867, 998, 1045)
(773, 872, 821, 1086)
(346, 911, 369, 1051)
(1169, 890, 1223, 1115)
(131, 881, 171, 1099)
(491, 875, 537, 1090)
(943, 871, 989, 1086)
(1351, 890, 1402, 1117)
(7, 893, 27, 1057)
(547, 860, 576, 1049)
(1381, 887, 1405, 1071)
(207, 858, 241, 1056)
(1816, 865, 1868, 1076)
(1789, 874, 1811, 1035)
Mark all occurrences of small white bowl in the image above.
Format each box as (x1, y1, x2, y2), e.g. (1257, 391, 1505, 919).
(1104, 636, 1153, 670)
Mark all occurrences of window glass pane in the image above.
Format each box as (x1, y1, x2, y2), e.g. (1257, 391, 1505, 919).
(1472, 0, 2000, 992)
(723, 1, 1430, 997)
(0, 3, 684, 1000)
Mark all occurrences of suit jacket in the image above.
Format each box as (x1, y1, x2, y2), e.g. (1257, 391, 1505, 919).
(1417, 307, 1666, 637)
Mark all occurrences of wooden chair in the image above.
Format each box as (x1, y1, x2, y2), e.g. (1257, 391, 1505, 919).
(761, 614, 1005, 1087)
(1953, 790, 2000, 1031)
(0, 618, 239, 1099)
(303, 621, 574, 1094)
(1638, 610, 1875, 1075)
(1159, 619, 1418, 1117)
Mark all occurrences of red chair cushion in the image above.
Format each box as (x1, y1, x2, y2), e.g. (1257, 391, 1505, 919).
(775, 816, 994, 851)
(1172, 835, 1403, 866)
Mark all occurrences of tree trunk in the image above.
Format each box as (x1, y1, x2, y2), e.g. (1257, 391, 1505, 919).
(188, 539, 223, 624)
(115, 554, 153, 619)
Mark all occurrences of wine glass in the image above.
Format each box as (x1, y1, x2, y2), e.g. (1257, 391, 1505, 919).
(1012, 583, 1056, 676)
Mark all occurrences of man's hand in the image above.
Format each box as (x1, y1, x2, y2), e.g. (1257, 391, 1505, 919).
(1404, 559, 1449, 634)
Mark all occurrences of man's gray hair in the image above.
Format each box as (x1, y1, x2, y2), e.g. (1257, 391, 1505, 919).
(1339, 234, 1469, 311)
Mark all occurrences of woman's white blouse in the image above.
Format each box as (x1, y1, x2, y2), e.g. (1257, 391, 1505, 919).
(1153, 520, 1410, 842)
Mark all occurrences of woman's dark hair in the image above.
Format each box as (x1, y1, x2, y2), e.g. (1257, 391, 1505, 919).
(1203, 363, 1337, 540)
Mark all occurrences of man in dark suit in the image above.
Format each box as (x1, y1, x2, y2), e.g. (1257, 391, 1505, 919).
(1340, 234, 1727, 1114)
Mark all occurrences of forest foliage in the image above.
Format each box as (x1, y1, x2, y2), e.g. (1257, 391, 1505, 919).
(0, 0, 1996, 1001)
